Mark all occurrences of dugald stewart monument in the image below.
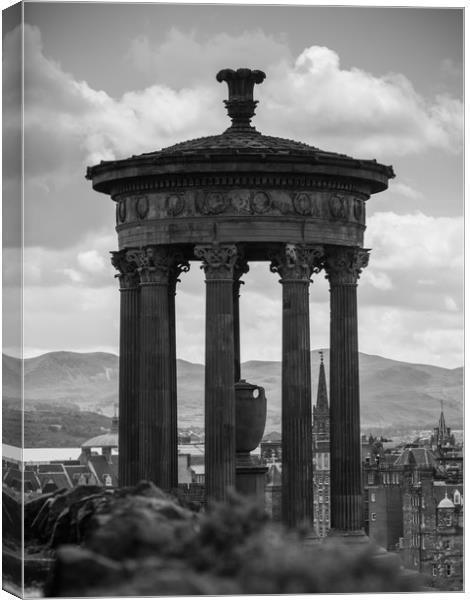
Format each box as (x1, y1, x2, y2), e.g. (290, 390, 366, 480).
(86, 68, 395, 536)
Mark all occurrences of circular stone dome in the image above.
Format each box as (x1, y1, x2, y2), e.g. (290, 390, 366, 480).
(81, 432, 118, 449)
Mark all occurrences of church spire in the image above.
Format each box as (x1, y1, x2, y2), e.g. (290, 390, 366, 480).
(438, 400, 447, 438)
(316, 351, 329, 410)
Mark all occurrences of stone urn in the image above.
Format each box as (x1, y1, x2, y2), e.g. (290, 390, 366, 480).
(235, 379, 267, 462)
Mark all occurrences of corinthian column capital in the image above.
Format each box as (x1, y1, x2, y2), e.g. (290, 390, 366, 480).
(195, 243, 238, 280)
(110, 250, 140, 289)
(324, 246, 370, 285)
(270, 243, 324, 282)
(129, 246, 176, 285)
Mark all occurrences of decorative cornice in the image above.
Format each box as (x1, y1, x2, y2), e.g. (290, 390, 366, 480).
(194, 243, 238, 280)
(111, 174, 363, 197)
(270, 243, 324, 282)
(323, 246, 370, 285)
(110, 250, 140, 290)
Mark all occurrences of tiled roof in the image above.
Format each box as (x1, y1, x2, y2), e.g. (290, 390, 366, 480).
(38, 463, 65, 473)
(87, 130, 394, 181)
(394, 447, 439, 468)
(37, 472, 72, 491)
(4, 468, 41, 491)
(64, 465, 92, 483)
(88, 454, 118, 486)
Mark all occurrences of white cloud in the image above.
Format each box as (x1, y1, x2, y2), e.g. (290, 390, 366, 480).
(359, 306, 462, 368)
(11, 231, 116, 288)
(3, 24, 462, 193)
(364, 211, 463, 271)
(77, 250, 106, 274)
(1, 25, 463, 368)
(389, 181, 424, 201)
(259, 46, 463, 158)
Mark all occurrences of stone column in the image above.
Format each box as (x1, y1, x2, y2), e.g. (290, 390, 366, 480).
(111, 250, 140, 487)
(135, 245, 176, 489)
(270, 243, 324, 528)
(168, 255, 190, 488)
(195, 242, 238, 502)
(233, 252, 249, 382)
(324, 245, 369, 535)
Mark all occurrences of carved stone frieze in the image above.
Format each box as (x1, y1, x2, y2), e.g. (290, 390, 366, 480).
(292, 192, 319, 217)
(353, 198, 364, 222)
(135, 195, 149, 219)
(250, 191, 272, 214)
(195, 243, 238, 280)
(166, 194, 186, 217)
(329, 194, 348, 220)
(270, 243, 324, 282)
(110, 249, 140, 289)
(196, 191, 230, 215)
(228, 190, 251, 214)
(117, 198, 127, 223)
(323, 246, 370, 285)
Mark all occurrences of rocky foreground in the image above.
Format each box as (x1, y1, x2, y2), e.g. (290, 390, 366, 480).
(7, 482, 424, 596)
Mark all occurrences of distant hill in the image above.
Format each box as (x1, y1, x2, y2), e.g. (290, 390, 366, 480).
(2, 350, 463, 434)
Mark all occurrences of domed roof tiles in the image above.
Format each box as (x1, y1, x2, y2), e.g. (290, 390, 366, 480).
(438, 495, 455, 509)
(81, 432, 118, 449)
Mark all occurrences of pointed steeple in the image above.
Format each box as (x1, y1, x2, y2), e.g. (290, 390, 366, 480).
(316, 351, 329, 411)
(438, 400, 447, 437)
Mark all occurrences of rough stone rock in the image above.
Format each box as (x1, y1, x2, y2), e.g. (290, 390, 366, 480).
(84, 494, 195, 561)
(47, 547, 240, 597)
(45, 545, 124, 597)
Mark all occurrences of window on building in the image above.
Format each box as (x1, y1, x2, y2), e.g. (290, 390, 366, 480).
(421, 537, 425, 550)
(371, 513, 377, 521)
(368, 473, 375, 485)
(445, 564, 452, 576)
(370, 492, 376, 503)
(432, 565, 437, 577)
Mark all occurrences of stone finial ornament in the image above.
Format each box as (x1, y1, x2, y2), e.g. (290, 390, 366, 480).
(216, 68, 266, 132)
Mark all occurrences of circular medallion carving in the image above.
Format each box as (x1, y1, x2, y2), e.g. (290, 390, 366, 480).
(229, 190, 251, 214)
(251, 191, 272, 214)
(166, 194, 185, 216)
(329, 194, 347, 220)
(293, 192, 312, 216)
(353, 198, 363, 221)
(117, 198, 127, 223)
(135, 195, 149, 219)
(196, 191, 229, 215)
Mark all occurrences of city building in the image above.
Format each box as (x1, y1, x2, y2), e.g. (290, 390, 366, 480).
(312, 351, 330, 536)
(363, 409, 463, 591)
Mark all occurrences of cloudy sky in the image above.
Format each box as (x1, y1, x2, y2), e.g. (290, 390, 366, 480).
(2, 2, 464, 368)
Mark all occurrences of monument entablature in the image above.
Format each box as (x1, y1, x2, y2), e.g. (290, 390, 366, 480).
(86, 67, 395, 535)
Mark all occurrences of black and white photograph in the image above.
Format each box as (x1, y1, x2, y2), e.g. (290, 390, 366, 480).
(2, 1, 464, 597)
